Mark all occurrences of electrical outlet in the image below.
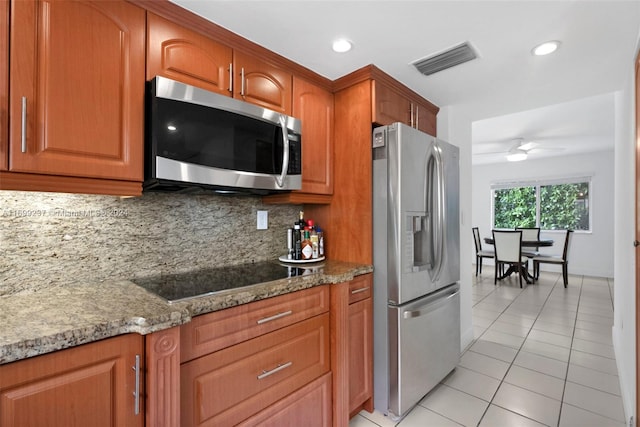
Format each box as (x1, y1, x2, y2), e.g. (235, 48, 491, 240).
(257, 210, 268, 230)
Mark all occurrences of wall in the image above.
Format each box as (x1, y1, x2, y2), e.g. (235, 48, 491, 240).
(472, 150, 615, 278)
(612, 34, 639, 424)
(438, 106, 474, 352)
(0, 190, 300, 296)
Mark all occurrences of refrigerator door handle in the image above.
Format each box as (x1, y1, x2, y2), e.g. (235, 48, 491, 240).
(427, 142, 446, 281)
(402, 289, 459, 319)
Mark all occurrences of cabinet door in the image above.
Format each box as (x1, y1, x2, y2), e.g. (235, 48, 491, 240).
(293, 78, 333, 195)
(9, 0, 145, 181)
(147, 12, 232, 96)
(349, 296, 373, 415)
(234, 51, 292, 114)
(0, 0, 7, 171)
(414, 100, 437, 136)
(0, 334, 144, 427)
(372, 80, 410, 126)
(238, 372, 332, 427)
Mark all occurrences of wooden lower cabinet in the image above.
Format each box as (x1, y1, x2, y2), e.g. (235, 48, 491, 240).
(0, 334, 144, 427)
(181, 285, 329, 362)
(348, 297, 373, 416)
(330, 274, 374, 427)
(238, 372, 332, 427)
(181, 311, 330, 426)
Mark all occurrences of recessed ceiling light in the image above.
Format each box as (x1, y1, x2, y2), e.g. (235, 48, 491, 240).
(167, 125, 177, 131)
(532, 40, 560, 56)
(332, 38, 352, 53)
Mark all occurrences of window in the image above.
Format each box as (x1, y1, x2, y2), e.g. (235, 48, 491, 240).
(492, 178, 590, 231)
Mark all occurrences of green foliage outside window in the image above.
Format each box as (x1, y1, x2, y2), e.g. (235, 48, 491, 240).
(493, 182, 589, 231)
(494, 187, 536, 228)
(540, 183, 589, 230)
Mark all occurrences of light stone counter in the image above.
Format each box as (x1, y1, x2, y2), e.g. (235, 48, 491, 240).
(0, 260, 372, 365)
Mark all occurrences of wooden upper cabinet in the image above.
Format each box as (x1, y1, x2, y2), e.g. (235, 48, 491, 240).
(8, 0, 145, 181)
(146, 12, 232, 96)
(414, 99, 437, 136)
(372, 80, 411, 126)
(234, 51, 292, 115)
(372, 80, 437, 136)
(293, 77, 334, 195)
(0, 334, 144, 427)
(0, 0, 8, 171)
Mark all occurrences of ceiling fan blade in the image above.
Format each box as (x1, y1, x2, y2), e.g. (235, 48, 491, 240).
(529, 147, 565, 153)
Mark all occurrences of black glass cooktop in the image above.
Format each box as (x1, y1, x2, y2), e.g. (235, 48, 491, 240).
(133, 261, 322, 303)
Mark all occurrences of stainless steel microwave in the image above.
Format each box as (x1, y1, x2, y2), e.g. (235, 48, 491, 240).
(144, 76, 302, 194)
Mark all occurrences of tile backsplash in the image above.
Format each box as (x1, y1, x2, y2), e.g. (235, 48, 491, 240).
(0, 191, 299, 295)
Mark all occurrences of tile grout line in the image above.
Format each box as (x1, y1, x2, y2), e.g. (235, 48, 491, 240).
(480, 273, 561, 427)
(470, 270, 561, 426)
(555, 273, 583, 427)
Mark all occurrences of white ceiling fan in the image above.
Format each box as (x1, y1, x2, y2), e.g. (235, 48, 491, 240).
(475, 138, 565, 162)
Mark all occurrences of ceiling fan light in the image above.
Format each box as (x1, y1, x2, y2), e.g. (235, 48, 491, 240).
(532, 40, 560, 56)
(506, 152, 528, 162)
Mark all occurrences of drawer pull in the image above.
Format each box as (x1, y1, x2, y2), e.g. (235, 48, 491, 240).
(257, 310, 293, 324)
(351, 287, 369, 295)
(132, 354, 141, 415)
(257, 361, 293, 380)
(21, 97, 27, 153)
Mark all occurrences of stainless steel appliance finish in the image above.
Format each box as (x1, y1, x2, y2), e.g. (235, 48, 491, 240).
(372, 123, 460, 420)
(145, 76, 302, 194)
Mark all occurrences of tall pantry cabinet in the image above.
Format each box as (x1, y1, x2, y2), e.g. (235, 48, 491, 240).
(6, 0, 145, 194)
(0, 0, 7, 171)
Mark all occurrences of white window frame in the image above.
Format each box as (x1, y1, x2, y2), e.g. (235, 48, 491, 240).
(491, 175, 592, 233)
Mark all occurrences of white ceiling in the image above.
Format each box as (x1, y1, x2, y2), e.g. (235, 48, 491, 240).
(171, 0, 640, 164)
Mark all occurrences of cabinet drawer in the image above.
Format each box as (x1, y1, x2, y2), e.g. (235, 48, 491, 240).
(181, 313, 330, 427)
(238, 372, 332, 427)
(181, 285, 329, 363)
(348, 274, 372, 304)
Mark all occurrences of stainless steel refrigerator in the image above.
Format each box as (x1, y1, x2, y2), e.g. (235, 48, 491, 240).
(372, 122, 460, 420)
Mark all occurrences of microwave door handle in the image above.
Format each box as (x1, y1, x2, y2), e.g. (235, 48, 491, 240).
(276, 114, 289, 188)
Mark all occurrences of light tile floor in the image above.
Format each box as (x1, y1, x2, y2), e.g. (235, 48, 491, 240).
(351, 267, 625, 427)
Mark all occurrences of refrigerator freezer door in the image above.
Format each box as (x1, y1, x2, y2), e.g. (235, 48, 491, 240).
(376, 123, 459, 305)
(388, 283, 460, 419)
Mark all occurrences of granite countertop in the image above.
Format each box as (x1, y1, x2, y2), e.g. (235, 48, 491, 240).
(0, 260, 372, 365)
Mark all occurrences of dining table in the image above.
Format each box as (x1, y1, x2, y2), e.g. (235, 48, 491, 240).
(483, 236, 554, 283)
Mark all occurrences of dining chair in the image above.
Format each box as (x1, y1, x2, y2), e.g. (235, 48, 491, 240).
(533, 230, 573, 287)
(472, 227, 495, 276)
(515, 227, 541, 257)
(492, 230, 529, 288)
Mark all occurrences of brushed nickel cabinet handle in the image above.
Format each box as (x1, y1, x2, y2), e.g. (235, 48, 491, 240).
(228, 63, 233, 93)
(257, 361, 292, 380)
(410, 103, 414, 128)
(351, 287, 369, 295)
(240, 67, 245, 96)
(21, 96, 27, 153)
(132, 354, 141, 415)
(257, 310, 292, 324)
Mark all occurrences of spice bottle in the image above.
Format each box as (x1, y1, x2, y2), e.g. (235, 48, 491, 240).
(294, 223, 302, 260)
(316, 226, 324, 257)
(301, 229, 313, 260)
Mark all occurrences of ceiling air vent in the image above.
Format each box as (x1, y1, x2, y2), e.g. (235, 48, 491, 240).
(412, 42, 477, 76)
